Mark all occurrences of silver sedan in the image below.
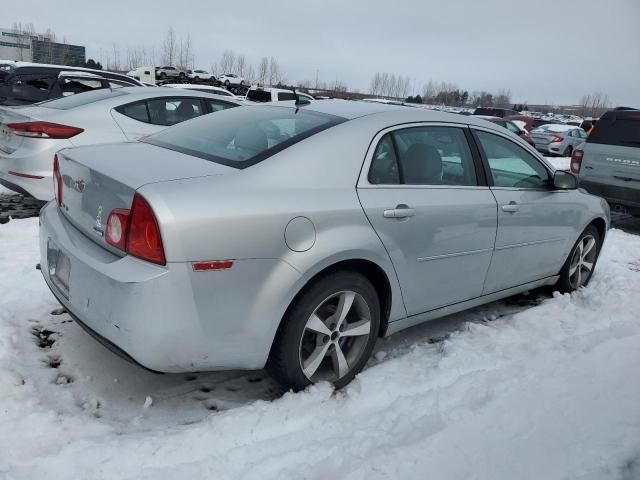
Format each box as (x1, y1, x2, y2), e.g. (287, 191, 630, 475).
(0, 87, 241, 200)
(529, 124, 588, 156)
(39, 101, 609, 391)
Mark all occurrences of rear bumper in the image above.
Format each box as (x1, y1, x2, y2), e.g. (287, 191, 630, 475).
(578, 179, 640, 214)
(39, 202, 302, 372)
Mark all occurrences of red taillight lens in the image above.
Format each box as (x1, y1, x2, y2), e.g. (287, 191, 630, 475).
(53, 155, 62, 207)
(570, 150, 584, 174)
(551, 135, 564, 143)
(126, 194, 165, 265)
(106, 209, 130, 251)
(7, 121, 84, 139)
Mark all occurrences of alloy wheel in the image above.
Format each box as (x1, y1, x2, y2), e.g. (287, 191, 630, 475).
(569, 234, 597, 288)
(298, 290, 372, 382)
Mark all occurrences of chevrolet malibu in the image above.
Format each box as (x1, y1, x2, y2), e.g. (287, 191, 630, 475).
(39, 101, 610, 391)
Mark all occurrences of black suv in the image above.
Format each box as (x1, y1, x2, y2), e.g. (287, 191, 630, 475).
(0, 62, 143, 106)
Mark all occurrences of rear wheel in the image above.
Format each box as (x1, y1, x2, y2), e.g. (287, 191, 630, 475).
(563, 145, 573, 157)
(158, 72, 166, 80)
(224, 80, 230, 87)
(267, 271, 380, 391)
(179, 72, 186, 80)
(557, 225, 601, 292)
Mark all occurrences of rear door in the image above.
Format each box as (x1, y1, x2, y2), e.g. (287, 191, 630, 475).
(357, 123, 497, 316)
(580, 111, 640, 201)
(473, 128, 575, 293)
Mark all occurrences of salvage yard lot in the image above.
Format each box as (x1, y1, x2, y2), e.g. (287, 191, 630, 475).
(1, 208, 639, 478)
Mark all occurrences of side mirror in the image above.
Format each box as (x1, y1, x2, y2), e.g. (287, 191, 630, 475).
(553, 170, 578, 190)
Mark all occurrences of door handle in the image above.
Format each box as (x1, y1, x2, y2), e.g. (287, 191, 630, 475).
(501, 201, 520, 213)
(383, 205, 415, 218)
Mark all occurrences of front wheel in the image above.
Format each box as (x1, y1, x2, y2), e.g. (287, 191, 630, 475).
(557, 225, 601, 292)
(267, 271, 380, 391)
(224, 80, 230, 87)
(158, 72, 166, 80)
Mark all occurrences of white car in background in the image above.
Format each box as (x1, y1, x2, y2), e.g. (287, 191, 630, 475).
(187, 69, 215, 82)
(0, 87, 241, 200)
(217, 73, 244, 87)
(163, 83, 239, 98)
(246, 86, 314, 102)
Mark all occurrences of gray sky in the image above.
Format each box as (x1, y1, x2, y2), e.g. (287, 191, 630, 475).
(6, 0, 640, 106)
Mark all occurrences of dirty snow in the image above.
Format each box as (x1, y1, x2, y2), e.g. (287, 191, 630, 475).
(1, 218, 640, 480)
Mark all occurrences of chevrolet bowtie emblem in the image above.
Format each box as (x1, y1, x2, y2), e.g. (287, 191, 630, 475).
(73, 179, 86, 192)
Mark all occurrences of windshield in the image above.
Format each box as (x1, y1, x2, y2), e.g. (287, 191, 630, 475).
(39, 88, 128, 110)
(143, 105, 345, 169)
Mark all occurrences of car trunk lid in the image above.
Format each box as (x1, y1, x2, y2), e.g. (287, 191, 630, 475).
(56, 141, 235, 253)
(0, 105, 64, 154)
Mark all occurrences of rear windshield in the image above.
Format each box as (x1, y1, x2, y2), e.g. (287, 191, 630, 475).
(246, 89, 272, 102)
(40, 88, 128, 110)
(588, 112, 640, 148)
(143, 105, 345, 169)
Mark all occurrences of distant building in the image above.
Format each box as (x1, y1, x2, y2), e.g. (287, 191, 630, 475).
(0, 27, 85, 66)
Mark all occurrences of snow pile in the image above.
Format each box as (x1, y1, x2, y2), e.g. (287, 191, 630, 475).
(1, 219, 639, 479)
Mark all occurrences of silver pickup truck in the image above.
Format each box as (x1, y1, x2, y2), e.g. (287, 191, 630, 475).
(573, 108, 640, 217)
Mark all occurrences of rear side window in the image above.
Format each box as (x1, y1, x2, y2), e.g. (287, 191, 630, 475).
(143, 106, 345, 169)
(60, 77, 104, 96)
(206, 99, 236, 112)
(42, 88, 128, 109)
(246, 89, 272, 102)
(146, 98, 203, 126)
(118, 101, 149, 122)
(9, 73, 56, 103)
(277, 92, 295, 101)
(588, 112, 640, 148)
(369, 126, 477, 186)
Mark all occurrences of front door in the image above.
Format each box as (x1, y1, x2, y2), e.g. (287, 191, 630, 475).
(473, 129, 575, 293)
(357, 124, 497, 316)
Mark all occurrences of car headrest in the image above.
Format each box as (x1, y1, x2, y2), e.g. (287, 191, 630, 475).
(402, 144, 443, 184)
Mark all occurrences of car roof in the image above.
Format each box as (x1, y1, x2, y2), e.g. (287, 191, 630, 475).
(267, 99, 500, 125)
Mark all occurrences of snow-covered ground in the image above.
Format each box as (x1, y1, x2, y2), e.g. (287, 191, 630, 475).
(1, 216, 640, 479)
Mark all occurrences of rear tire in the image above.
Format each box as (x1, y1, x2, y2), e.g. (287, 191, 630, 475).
(267, 271, 380, 392)
(556, 225, 601, 293)
(563, 146, 573, 157)
(158, 72, 166, 80)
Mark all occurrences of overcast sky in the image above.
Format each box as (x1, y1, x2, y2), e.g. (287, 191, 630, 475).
(6, 0, 640, 106)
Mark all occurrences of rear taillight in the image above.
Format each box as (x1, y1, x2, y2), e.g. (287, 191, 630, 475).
(551, 135, 564, 143)
(105, 209, 130, 251)
(7, 121, 84, 139)
(126, 194, 165, 265)
(53, 155, 62, 207)
(570, 150, 584, 174)
(105, 194, 165, 265)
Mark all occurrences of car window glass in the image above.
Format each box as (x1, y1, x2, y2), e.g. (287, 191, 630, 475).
(369, 134, 400, 184)
(391, 126, 477, 186)
(505, 121, 520, 133)
(277, 92, 295, 101)
(143, 106, 344, 168)
(206, 99, 236, 112)
(118, 101, 149, 123)
(10, 73, 55, 102)
(60, 78, 104, 96)
(476, 130, 549, 189)
(147, 98, 203, 126)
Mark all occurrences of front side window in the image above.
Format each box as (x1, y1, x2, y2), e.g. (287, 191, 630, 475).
(143, 105, 344, 168)
(369, 126, 477, 186)
(476, 130, 549, 189)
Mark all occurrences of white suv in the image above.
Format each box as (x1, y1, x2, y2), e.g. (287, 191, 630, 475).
(246, 86, 314, 103)
(156, 66, 186, 81)
(218, 73, 244, 87)
(187, 69, 215, 82)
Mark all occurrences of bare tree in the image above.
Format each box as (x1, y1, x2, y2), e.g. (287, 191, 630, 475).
(236, 54, 247, 77)
(178, 34, 192, 70)
(161, 27, 177, 66)
(244, 64, 255, 85)
(10, 22, 34, 61)
(579, 92, 610, 117)
(268, 56, 280, 86)
(258, 56, 269, 85)
(219, 49, 235, 74)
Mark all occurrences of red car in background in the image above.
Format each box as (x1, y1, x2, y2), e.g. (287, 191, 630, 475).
(476, 116, 536, 147)
(505, 114, 534, 132)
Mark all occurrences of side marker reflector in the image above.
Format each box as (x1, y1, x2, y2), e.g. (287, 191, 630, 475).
(192, 260, 234, 271)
